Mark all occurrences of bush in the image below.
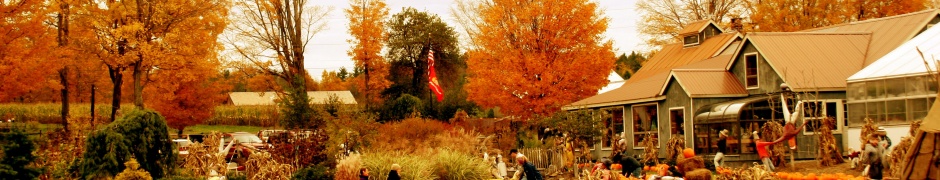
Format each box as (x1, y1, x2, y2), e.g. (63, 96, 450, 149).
(0, 128, 42, 179)
(76, 109, 176, 179)
(291, 165, 333, 180)
(361, 151, 437, 180)
(114, 158, 152, 180)
(225, 172, 247, 180)
(373, 118, 450, 153)
(381, 94, 423, 121)
(433, 149, 491, 180)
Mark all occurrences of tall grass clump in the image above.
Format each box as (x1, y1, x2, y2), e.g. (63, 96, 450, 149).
(334, 153, 364, 180)
(433, 149, 491, 179)
(361, 151, 437, 180)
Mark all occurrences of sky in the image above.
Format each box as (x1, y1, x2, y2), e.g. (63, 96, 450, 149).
(299, 0, 642, 79)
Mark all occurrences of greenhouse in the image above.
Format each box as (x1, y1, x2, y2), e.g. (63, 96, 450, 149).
(845, 24, 940, 149)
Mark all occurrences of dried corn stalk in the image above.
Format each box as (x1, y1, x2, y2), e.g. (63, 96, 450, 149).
(761, 121, 787, 167)
(181, 132, 228, 177)
(715, 163, 774, 180)
(244, 151, 296, 180)
(641, 133, 659, 165)
(816, 117, 844, 166)
(888, 120, 920, 177)
(665, 135, 685, 162)
(860, 118, 878, 148)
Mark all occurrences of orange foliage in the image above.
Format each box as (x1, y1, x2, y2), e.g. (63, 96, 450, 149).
(346, 0, 391, 105)
(465, 0, 615, 119)
(318, 70, 349, 91)
(373, 118, 451, 153)
(0, 0, 58, 102)
(747, 0, 928, 32)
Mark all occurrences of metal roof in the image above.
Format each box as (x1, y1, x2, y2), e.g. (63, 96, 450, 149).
(848, 24, 940, 82)
(678, 20, 717, 36)
(744, 32, 872, 91)
(565, 33, 739, 109)
(674, 54, 735, 70)
(228, 91, 357, 106)
(805, 9, 940, 66)
(667, 70, 748, 98)
(599, 71, 626, 94)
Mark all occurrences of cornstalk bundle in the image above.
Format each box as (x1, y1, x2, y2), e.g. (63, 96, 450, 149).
(860, 118, 878, 148)
(714, 163, 775, 180)
(641, 133, 659, 165)
(888, 120, 920, 177)
(665, 135, 685, 162)
(244, 151, 296, 180)
(760, 121, 787, 167)
(816, 117, 844, 166)
(181, 133, 228, 177)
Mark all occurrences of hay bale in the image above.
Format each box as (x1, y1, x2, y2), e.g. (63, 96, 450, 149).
(677, 156, 705, 174)
(684, 169, 712, 180)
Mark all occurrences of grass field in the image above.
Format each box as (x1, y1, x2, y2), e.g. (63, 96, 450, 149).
(169, 125, 268, 135)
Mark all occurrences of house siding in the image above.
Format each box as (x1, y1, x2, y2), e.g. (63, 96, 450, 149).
(731, 42, 787, 95)
(662, 80, 693, 151)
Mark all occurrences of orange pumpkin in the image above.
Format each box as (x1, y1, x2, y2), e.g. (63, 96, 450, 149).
(612, 164, 623, 170)
(643, 166, 650, 171)
(683, 148, 695, 158)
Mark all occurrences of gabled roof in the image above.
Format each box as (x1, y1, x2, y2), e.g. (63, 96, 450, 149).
(599, 71, 626, 94)
(229, 91, 357, 106)
(679, 20, 719, 36)
(804, 9, 940, 66)
(737, 32, 872, 91)
(565, 33, 740, 109)
(663, 70, 748, 98)
(848, 24, 940, 82)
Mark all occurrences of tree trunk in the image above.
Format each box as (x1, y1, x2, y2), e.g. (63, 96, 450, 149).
(59, 69, 70, 132)
(109, 67, 123, 122)
(133, 61, 144, 109)
(91, 84, 96, 126)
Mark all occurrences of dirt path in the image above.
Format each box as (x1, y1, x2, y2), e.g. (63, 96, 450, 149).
(775, 160, 864, 176)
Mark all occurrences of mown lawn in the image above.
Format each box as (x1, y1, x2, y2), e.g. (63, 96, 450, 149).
(169, 125, 269, 135)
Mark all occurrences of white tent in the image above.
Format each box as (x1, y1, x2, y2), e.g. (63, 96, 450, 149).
(598, 71, 626, 94)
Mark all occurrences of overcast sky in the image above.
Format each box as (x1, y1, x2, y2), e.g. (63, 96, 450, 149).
(296, 0, 641, 79)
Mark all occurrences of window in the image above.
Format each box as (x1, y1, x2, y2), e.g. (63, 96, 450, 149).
(867, 80, 885, 99)
(866, 101, 885, 122)
(802, 101, 843, 134)
(886, 100, 907, 124)
(745, 54, 758, 88)
(739, 121, 766, 154)
(632, 104, 659, 148)
(906, 76, 927, 96)
(670, 108, 685, 135)
(909, 98, 931, 121)
(694, 124, 741, 155)
(603, 107, 625, 148)
(684, 35, 700, 46)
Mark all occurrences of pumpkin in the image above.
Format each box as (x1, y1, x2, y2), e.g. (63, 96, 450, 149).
(643, 166, 650, 171)
(612, 164, 623, 170)
(805, 173, 817, 180)
(682, 148, 695, 158)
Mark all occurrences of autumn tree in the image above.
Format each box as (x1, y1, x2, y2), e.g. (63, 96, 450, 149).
(318, 70, 349, 91)
(615, 51, 646, 80)
(463, 0, 615, 119)
(0, 0, 57, 102)
(346, 0, 390, 107)
(745, 0, 928, 32)
(149, 56, 229, 138)
(385, 8, 460, 99)
(73, 0, 230, 122)
(636, 0, 745, 50)
(228, 0, 331, 129)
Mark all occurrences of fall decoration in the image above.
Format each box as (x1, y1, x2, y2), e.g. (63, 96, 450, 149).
(665, 135, 686, 161)
(640, 133, 659, 165)
(816, 117, 844, 166)
(761, 120, 788, 167)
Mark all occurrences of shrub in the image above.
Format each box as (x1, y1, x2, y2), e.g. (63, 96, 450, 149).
(433, 149, 491, 180)
(381, 94, 423, 121)
(267, 129, 330, 168)
(114, 158, 153, 180)
(76, 109, 177, 179)
(291, 165, 333, 180)
(0, 128, 42, 179)
(373, 118, 449, 153)
(361, 151, 437, 180)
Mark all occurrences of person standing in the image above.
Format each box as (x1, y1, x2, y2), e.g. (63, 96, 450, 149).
(387, 164, 402, 180)
(509, 149, 524, 179)
(863, 134, 885, 180)
(714, 129, 728, 167)
(517, 154, 543, 180)
(753, 131, 775, 172)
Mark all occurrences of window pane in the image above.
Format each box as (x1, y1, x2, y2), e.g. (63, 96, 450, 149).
(886, 78, 906, 98)
(826, 102, 838, 119)
(694, 125, 711, 154)
(907, 76, 927, 96)
(670, 109, 685, 135)
(632, 105, 658, 147)
(848, 103, 865, 126)
(867, 101, 885, 122)
(848, 82, 865, 101)
(804, 101, 822, 118)
(740, 121, 765, 154)
(929, 78, 938, 95)
(867, 80, 885, 100)
(909, 98, 929, 121)
(603, 108, 625, 148)
(886, 100, 906, 124)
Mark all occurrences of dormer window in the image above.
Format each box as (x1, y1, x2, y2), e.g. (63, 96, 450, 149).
(684, 35, 700, 46)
